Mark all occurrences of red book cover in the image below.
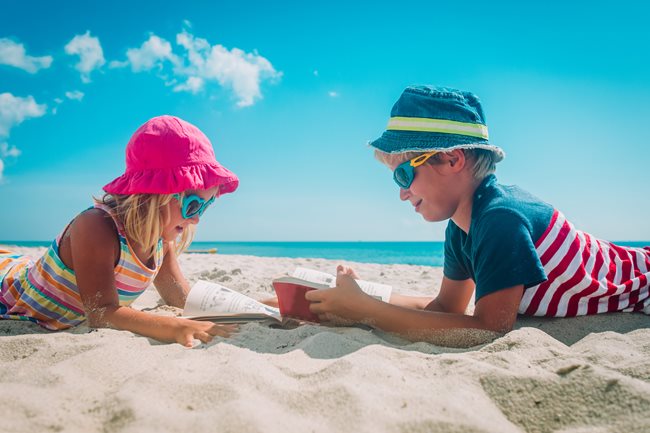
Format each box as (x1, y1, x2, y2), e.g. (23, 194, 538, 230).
(272, 277, 329, 323)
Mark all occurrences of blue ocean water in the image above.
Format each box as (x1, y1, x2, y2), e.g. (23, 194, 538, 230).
(2, 240, 649, 267)
(189, 242, 446, 266)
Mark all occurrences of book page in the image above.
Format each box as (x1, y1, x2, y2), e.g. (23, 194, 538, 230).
(354, 280, 392, 303)
(291, 267, 392, 303)
(291, 267, 336, 287)
(184, 280, 281, 320)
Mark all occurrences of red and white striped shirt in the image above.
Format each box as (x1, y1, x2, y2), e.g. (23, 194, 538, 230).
(519, 210, 650, 317)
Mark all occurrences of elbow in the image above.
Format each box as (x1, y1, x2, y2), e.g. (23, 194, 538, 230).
(84, 303, 118, 328)
(477, 316, 515, 334)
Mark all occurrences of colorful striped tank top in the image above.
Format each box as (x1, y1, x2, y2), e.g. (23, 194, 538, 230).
(0, 203, 164, 330)
(519, 210, 650, 317)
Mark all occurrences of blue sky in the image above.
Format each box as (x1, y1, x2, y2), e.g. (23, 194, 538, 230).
(1, 0, 648, 242)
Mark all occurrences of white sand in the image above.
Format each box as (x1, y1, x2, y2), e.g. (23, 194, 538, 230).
(1, 247, 649, 432)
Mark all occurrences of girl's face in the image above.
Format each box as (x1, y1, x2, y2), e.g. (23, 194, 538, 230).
(161, 186, 220, 242)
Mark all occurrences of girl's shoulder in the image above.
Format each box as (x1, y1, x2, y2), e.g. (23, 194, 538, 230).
(58, 208, 121, 269)
(72, 208, 119, 244)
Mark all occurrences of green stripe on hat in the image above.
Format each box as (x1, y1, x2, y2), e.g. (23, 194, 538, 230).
(387, 116, 489, 139)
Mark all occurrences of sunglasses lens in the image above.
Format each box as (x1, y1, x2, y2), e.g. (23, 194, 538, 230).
(394, 167, 411, 189)
(185, 198, 202, 217)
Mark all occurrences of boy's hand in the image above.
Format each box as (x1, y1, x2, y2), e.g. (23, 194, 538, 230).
(336, 264, 360, 280)
(175, 319, 237, 347)
(305, 270, 374, 325)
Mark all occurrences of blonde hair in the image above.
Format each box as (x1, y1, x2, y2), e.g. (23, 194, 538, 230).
(374, 147, 499, 180)
(95, 193, 195, 260)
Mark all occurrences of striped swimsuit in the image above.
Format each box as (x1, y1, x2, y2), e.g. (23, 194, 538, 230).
(0, 203, 163, 330)
(444, 175, 650, 317)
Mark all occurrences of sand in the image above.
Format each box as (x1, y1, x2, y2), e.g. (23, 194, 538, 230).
(1, 246, 649, 433)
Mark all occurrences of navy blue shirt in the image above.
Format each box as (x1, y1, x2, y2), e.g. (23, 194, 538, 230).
(443, 175, 554, 301)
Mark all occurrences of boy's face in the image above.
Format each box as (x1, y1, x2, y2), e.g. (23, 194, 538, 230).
(387, 155, 463, 223)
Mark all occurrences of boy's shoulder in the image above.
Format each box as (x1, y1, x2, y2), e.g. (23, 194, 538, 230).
(470, 176, 555, 242)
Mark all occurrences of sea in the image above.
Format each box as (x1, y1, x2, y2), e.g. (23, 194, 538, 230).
(2, 240, 649, 267)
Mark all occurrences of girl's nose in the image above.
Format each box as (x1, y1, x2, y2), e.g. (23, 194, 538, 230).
(399, 188, 410, 201)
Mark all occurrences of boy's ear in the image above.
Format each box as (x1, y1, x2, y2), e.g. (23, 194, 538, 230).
(444, 149, 466, 172)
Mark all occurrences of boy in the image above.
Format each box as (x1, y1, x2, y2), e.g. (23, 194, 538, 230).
(306, 85, 650, 342)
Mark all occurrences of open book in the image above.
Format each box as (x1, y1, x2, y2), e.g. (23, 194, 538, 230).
(182, 280, 282, 323)
(272, 267, 392, 323)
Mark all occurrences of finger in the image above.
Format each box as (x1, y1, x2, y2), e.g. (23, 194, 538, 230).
(309, 302, 325, 314)
(262, 298, 279, 308)
(207, 323, 238, 334)
(336, 271, 356, 287)
(209, 324, 238, 337)
(318, 313, 330, 322)
(337, 265, 351, 275)
(305, 288, 326, 302)
(196, 331, 214, 344)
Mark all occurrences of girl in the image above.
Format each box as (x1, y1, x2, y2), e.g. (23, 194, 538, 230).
(0, 115, 239, 347)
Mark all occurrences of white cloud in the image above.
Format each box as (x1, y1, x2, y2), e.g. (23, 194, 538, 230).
(65, 90, 85, 101)
(111, 29, 280, 107)
(124, 35, 179, 72)
(173, 76, 204, 93)
(0, 38, 53, 73)
(174, 30, 281, 107)
(108, 59, 129, 69)
(64, 31, 105, 83)
(0, 93, 47, 137)
(0, 93, 46, 179)
(328, 91, 339, 98)
(1, 142, 21, 158)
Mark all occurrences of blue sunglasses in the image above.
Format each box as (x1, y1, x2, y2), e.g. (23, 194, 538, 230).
(392, 151, 437, 189)
(172, 193, 216, 219)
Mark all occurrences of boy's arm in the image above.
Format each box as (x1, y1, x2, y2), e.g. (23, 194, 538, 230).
(306, 273, 522, 340)
(153, 241, 192, 308)
(390, 276, 475, 312)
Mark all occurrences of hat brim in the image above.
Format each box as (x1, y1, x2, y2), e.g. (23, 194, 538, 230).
(103, 163, 239, 196)
(369, 130, 505, 162)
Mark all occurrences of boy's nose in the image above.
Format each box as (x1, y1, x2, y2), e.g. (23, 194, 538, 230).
(399, 188, 410, 201)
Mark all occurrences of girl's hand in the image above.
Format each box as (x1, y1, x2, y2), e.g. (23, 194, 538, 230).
(175, 318, 237, 347)
(336, 264, 360, 280)
(305, 270, 374, 325)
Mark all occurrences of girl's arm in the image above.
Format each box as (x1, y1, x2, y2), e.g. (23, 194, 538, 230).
(306, 272, 522, 346)
(153, 241, 191, 308)
(68, 210, 233, 346)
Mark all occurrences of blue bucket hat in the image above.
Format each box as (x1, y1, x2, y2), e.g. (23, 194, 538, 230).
(369, 85, 505, 161)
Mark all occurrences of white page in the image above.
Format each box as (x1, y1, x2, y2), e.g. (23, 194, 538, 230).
(184, 280, 281, 319)
(291, 267, 392, 302)
(291, 267, 336, 287)
(354, 280, 392, 303)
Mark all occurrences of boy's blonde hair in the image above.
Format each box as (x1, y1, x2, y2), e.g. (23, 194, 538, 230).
(374, 147, 499, 180)
(96, 193, 195, 260)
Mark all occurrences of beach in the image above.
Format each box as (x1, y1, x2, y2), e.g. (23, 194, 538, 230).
(1, 247, 649, 433)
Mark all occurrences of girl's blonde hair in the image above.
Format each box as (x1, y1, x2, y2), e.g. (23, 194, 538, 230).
(374, 147, 499, 180)
(95, 193, 195, 260)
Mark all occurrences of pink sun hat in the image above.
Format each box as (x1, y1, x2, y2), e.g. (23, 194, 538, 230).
(103, 115, 239, 195)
